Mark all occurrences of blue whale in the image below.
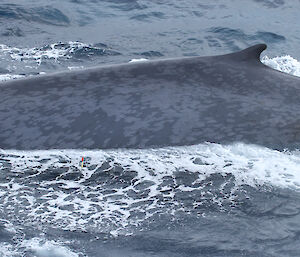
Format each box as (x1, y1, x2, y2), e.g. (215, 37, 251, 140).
(1, 44, 300, 150)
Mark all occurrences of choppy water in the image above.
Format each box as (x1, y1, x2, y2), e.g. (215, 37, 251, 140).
(1, 0, 300, 256)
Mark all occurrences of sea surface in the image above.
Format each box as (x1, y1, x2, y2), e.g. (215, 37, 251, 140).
(1, 0, 300, 256)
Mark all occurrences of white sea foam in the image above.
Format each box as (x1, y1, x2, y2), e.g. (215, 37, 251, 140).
(0, 238, 79, 257)
(0, 74, 25, 82)
(0, 41, 91, 65)
(0, 244, 15, 257)
(67, 66, 84, 71)
(129, 58, 149, 63)
(0, 72, 46, 82)
(0, 143, 300, 236)
(261, 55, 300, 77)
(24, 238, 79, 257)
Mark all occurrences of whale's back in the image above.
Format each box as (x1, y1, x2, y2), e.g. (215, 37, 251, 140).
(1, 44, 300, 150)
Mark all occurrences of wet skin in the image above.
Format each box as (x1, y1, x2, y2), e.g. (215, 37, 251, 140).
(1, 44, 300, 150)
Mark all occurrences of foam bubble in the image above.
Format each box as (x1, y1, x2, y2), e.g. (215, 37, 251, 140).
(0, 238, 79, 257)
(0, 243, 14, 257)
(261, 55, 300, 77)
(0, 42, 89, 65)
(0, 143, 299, 236)
(67, 66, 84, 71)
(129, 58, 149, 63)
(0, 74, 25, 82)
(0, 220, 16, 234)
(23, 238, 79, 257)
(0, 41, 118, 67)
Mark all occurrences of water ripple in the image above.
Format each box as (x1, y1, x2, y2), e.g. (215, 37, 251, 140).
(0, 4, 70, 26)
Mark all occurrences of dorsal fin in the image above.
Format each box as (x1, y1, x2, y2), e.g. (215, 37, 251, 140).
(232, 44, 267, 61)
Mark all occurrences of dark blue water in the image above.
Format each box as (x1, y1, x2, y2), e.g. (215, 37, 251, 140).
(1, 1, 300, 256)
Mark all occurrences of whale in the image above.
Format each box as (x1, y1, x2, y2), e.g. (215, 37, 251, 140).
(1, 44, 300, 150)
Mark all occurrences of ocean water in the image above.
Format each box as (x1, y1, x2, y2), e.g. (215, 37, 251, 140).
(1, 0, 300, 256)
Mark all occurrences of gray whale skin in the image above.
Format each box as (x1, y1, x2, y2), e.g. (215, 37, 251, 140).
(1, 44, 300, 150)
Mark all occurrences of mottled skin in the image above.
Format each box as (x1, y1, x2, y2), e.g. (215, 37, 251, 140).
(1, 44, 300, 150)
